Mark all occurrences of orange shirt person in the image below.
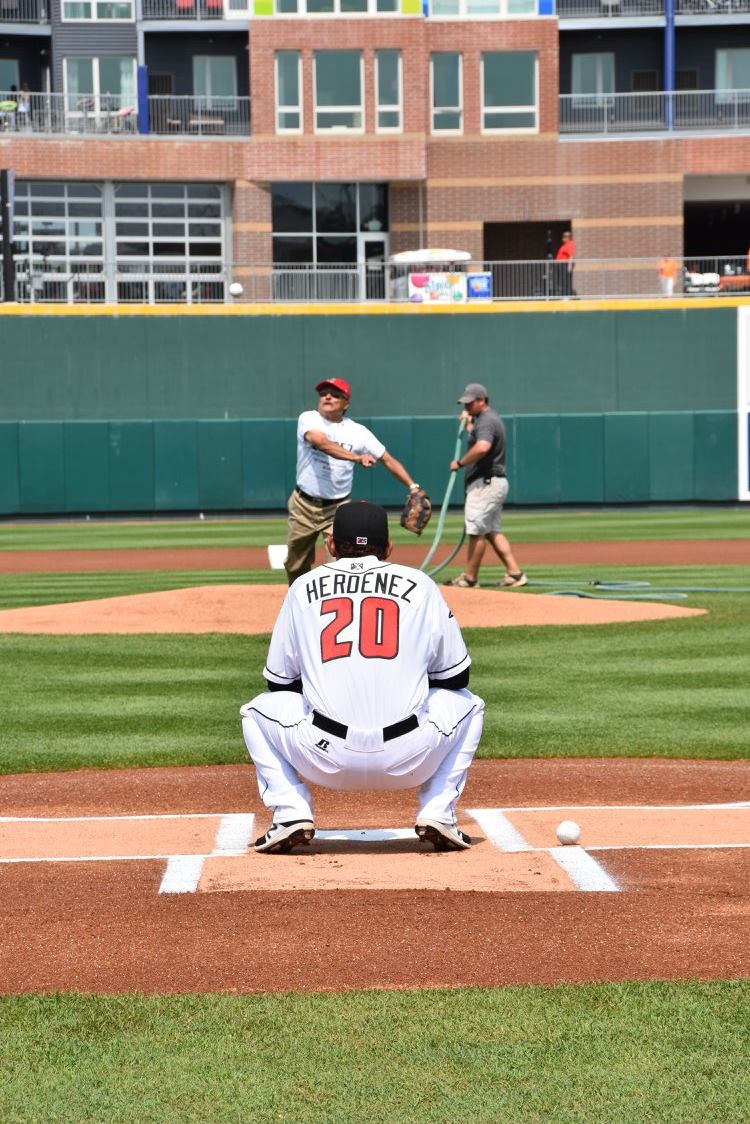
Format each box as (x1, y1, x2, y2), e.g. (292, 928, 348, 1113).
(554, 231, 576, 296)
(658, 255, 678, 297)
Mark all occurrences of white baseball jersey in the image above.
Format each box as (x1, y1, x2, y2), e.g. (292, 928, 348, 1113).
(264, 555, 471, 730)
(296, 410, 386, 500)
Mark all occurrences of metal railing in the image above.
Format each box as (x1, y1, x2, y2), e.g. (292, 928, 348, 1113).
(0, 90, 138, 134)
(148, 95, 250, 136)
(141, 0, 226, 16)
(0, 0, 48, 21)
(560, 89, 750, 133)
(4, 256, 750, 305)
(0, 90, 252, 136)
(557, 0, 750, 15)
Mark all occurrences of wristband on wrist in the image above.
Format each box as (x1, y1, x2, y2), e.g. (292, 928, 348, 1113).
(409, 482, 420, 491)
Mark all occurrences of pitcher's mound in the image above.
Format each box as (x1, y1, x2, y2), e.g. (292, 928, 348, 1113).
(0, 584, 706, 634)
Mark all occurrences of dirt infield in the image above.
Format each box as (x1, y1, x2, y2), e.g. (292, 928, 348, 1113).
(0, 583, 706, 633)
(1, 760, 749, 994)
(1, 537, 749, 573)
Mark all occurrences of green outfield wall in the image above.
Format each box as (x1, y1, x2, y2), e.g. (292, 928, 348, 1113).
(0, 411, 737, 515)
(0, 305, 740, 512)
(0, 306, 737, 420)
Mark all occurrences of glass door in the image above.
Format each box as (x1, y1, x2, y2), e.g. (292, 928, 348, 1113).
(358, 234, 387, 301)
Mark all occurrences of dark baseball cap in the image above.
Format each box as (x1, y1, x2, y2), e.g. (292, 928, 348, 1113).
(316, 378, 351, 400)
(457, 383, 488, 403)
(333, 501, 389, 549)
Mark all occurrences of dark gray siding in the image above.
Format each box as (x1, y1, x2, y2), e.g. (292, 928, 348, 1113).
(50, 0, 137, 90)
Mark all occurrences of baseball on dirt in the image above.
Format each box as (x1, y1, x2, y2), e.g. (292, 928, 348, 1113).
(556, 820, 581, 846)
(229, 282, 244, 296)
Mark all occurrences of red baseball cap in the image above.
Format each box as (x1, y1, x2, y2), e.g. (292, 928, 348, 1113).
(315, 378, 351, 400)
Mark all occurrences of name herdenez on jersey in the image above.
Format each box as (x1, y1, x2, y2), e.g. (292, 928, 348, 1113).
(300, 562, 419, 607)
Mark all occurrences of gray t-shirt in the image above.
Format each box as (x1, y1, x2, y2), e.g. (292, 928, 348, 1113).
(466, 407, 506, 485)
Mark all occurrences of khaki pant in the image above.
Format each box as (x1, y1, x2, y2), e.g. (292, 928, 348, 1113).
(285, 488, 349, 585)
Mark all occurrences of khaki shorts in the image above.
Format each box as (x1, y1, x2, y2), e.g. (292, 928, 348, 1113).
(464, 476, 509, 536)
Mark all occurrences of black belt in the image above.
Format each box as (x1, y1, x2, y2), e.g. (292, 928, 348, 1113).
(312, 711, 419, 743)
(467, 474, 506, 486)
(295, 486, 350, 507)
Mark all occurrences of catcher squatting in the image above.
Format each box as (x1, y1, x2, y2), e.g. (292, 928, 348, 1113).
(283, 376, 433, 586)
(241, 500, 485, 855)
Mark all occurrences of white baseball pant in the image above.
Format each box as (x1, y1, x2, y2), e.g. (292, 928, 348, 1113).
(240, 687, 485, 825)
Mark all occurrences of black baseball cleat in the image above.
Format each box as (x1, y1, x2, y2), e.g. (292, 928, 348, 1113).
(415, 819, 471, 851)
(254, 820, 315, 854)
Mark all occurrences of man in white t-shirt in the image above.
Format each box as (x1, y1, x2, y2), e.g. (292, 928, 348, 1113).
(242, 501, 485, 854)
(284, 377, 421, 585)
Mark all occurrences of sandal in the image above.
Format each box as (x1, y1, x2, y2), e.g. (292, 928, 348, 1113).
(444, 574, 478, 588)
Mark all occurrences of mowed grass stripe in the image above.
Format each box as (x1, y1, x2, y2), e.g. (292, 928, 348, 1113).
(0, 506, 748, 552)
(2, 565, 750, 771)
(0, 982, 748, 1124)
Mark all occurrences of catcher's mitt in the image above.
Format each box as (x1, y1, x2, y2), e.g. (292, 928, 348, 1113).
(400, 487, 432, 536)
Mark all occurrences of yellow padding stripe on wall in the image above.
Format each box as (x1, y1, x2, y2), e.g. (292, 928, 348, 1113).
(3, 297, 750, 316)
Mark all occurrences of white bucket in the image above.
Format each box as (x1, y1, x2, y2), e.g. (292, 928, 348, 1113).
(267, 544, 288, 570)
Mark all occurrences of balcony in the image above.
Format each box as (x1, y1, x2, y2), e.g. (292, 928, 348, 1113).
(559, 89, 750, 133)
(557, 0, 750, 17)
(141, 0, 225, 17)
(0, 0, 49, 20)
(148, 94, 250, 135)
(0, 90, 138, 133)
(0, 90, 251, 136)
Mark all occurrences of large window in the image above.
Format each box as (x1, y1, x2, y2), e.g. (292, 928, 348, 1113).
(431, 53, 462, 133)
(63, 56, 137, 116)
(376, 49, 402, 132)
(276, 51, 302, 132)
(12, 182, 104, 302)
(272, 181, 387, 263)
(572, 52, 614, 99)
(62, 0, 133, 19)
(276, 0, 397, 11)
(430, 0, 535, 14)
(716, 49, 750, 95)
(314, 50, 363, 131)
(12, 181, 227, 304)
(482, 51, 538, 132)
(114, 183, 225, 302)
(0, 59, 19, 91)
(193, 56, 237, 104)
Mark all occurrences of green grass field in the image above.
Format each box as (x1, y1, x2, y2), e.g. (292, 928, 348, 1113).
(2, 982, 749, 1124)
(2, 508, 749, 1121)
(1, 504, 748, 551)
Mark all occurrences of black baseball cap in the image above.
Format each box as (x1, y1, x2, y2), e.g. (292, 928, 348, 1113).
(332, 501, 389, 549)
(457, 382, 488, 403)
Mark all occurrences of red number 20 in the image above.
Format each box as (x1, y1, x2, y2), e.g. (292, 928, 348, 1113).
(320, 596, 399, 662)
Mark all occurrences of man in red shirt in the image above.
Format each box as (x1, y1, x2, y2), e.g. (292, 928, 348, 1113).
(555, 231, 576, 296)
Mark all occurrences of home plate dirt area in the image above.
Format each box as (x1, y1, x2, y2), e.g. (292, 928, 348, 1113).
(1, 760, 750, 995)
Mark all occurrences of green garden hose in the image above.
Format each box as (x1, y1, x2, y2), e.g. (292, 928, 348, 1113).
(419, 418, 467, 575)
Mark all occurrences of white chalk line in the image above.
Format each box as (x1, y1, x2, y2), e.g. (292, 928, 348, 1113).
(4, 808, 750, 895)
(159, 813, 255, 894)
(0, 813, 241, 823)
(467, 809, 620, 892)
(550, 847, 619, 892)
(470, 802, 750, 813)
